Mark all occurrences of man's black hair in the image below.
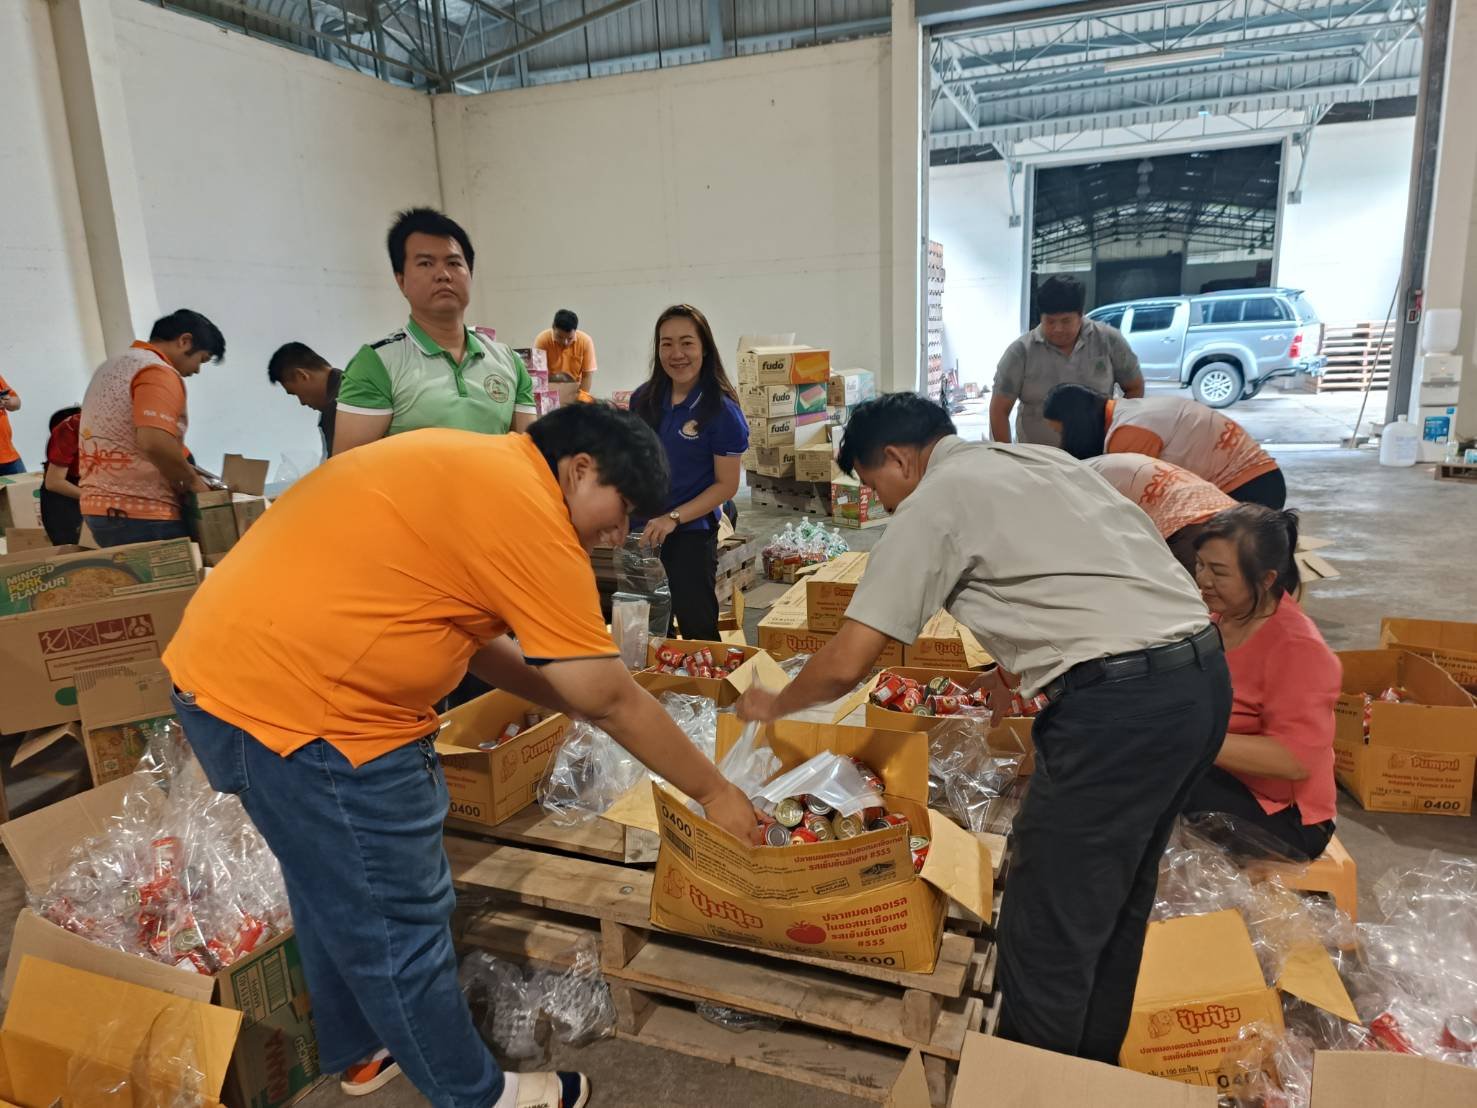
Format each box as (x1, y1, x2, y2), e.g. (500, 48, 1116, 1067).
(553, 309, 579, 332)
(1036, 275, 1087, 316)
(386, 207, 476, 275)
(1041, 383, 1109, 459)
(836, 393, 956, 476)
(149, 309, 226, 362)
(267, 342, 331, 385)
(527, 402, 670, 517)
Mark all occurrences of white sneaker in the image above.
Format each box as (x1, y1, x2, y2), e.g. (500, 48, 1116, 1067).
(514, 1071, 590, 1108)
(339, 1049, 402, 1096)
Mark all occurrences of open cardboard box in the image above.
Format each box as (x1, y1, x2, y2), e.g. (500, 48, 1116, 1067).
(0, 473, 43, 532)
(756, 581, 905, 670)
(1332, 650, 1477, 816)
(640, 638, 789, 707)
(805, 552, 868, 631)
(187, 454, 270, 566)
(436, 689, 573, 827)
(906, 610, 993, 669)
(736, 345, 831, 386)
(1381, 617, 1477, 692)
(1120, 907, 1356, 1087)
(0, 779, 322, 1107)
(608, 717, 992, 973)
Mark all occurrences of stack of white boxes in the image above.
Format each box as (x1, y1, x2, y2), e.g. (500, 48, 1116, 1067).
(1415, 353, 1462, 462)
(738, 346, 833, 478)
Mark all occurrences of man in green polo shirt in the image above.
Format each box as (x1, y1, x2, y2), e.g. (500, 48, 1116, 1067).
(334, 208, 536, 455)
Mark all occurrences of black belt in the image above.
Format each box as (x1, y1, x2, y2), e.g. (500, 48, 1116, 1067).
(1040, 624, 1222, 706)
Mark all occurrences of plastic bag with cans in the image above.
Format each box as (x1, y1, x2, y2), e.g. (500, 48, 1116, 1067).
(755, 752, 879, 818)
(537, 693, 718, 825)
(459, 937, 615, 1063)
(925, 718, 1024, 836)
(33, 718, 292, 976)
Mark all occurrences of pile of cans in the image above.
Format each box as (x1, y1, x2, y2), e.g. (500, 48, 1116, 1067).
(653, 644, 748, 679)
(871, 669, 1044, 719)
(478, 710, 551, 751)
(758, 756, 930, 872)
(1360, 685, 1411, 739)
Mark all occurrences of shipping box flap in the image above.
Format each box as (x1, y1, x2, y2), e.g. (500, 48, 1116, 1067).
(1338, 650, 1473, 707)
(3, 908, 218, 1006)
(76, 659, 174, 729)
(886, 1049, 930, 1108)
(1310, 1050, 1477, 1106)
(9, 721, 80, 767)
(602, 779, 668, 834)
(0, 543, 86, 567)
(1277, 941, 1358, 1021)
(2, 529, 52, 554)
(1381, 617, 1477, 656)
(919, 806, 992, 920)
(1, 956, 238, 1104)
(912, 611, 994, 669)
(221, 454, 269, 496)
(953, 1033, 1217, 1106)
(434, 689, 563, 761)
(0, 775, 140, 892)
(1134, 910, 1266, 1008)
(1295, 551, 1340, 583)
(714, 716, 930, 803)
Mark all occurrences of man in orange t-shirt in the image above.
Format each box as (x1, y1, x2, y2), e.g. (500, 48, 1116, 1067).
(164, 405, 759, 1103)
(78, 309, 226, 547)
(534, 308, 597, 402)
(0, 373, 24, 475)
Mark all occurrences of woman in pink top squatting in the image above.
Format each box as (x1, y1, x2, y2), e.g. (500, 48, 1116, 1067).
(1185, 503, 1341, 860)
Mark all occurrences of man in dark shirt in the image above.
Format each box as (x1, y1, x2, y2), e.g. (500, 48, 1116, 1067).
(268, 342, 343, 458)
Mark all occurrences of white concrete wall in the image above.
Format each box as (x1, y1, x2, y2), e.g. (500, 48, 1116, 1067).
(435, 38, 892, 398)
(1279, 118, 1416, 325)
(3, 0, 105, 466)
(927, 160, 1026, 390)
(108, 0, 441, 473)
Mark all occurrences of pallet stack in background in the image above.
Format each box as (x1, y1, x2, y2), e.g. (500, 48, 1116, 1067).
(926, 240, 946, 401)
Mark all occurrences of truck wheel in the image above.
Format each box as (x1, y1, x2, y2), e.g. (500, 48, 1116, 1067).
(1191, 363, 1244, 408)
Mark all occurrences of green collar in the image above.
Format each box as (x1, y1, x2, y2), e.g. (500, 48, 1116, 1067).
(406, 317, 486, 365)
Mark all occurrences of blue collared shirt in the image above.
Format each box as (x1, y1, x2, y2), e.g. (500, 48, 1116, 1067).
(633, 382, 749, 531)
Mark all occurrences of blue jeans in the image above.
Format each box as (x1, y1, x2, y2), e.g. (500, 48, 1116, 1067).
(85, 514, 189, 547)
(0, 457, 26, 475)
(171, 693, 504, 1107)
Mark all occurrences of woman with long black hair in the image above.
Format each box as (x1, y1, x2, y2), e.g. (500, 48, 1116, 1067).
(630, 305, 748, 641)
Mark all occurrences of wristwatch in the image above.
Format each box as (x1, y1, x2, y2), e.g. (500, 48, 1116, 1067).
(668, 510, 681, 525)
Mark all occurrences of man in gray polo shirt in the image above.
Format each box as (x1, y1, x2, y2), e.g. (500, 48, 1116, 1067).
(738, 393, 1231, 1065)
(992, 275, 1143, 447)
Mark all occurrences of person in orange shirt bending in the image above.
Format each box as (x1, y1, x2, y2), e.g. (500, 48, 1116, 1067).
(534, 308, 597, 402)
(1085, 453, 1237, 575)
(163, 403, 760, 1105)
(0, 373, 24, 475)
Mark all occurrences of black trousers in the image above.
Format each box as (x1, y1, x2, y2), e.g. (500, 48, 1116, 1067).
(998, 646, 1232, 1062)
(1229, 467, 1286, 509)
(659, 529, 719, 641)
(40, 488, 82, 546)
(1183, 765, 1333, 862)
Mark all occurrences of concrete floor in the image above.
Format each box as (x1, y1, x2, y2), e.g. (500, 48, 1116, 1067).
(1, 421, 1472, 1108)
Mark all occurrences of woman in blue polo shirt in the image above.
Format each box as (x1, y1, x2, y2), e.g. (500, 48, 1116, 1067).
(631, 304, 749, 641)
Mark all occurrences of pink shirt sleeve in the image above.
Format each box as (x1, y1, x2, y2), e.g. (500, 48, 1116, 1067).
(1257, 636, 1342, 776)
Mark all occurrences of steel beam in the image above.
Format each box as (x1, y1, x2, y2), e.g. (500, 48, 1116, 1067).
(447, 0, 645, 81)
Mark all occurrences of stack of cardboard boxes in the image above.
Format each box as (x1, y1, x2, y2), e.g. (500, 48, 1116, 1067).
(186, 454, 270, 566)
(738, 345, 832, 478)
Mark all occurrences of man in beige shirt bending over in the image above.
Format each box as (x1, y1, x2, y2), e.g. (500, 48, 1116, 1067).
(737, 393, 1230, 1070)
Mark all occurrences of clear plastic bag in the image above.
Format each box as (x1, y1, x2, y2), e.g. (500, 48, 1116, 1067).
(459, 937, 615, 1064)
(614, 534, 671, 635)
(926, 718, 1024, 835)
(34, 719, 292, 975)
(65, 1003, 210, 1107)
(611, 595, 650, 670)
(755, 751, 877, 817)
(713, 719, 782, 801)
(696, 1001, 784, 1033)
(778, 653, 812, 679)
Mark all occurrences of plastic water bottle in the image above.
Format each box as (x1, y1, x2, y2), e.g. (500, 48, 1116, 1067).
(1379, 414, 1420, 467)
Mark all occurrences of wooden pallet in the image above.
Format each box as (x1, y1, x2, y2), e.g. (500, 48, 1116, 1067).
(446, 806, 659, 865)
(746, 472, 831, 515)
(1318, 321, 1393, 392)
(1436, 462, 1477, 483)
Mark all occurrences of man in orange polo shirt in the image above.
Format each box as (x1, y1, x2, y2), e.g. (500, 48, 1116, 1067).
(534, 309, 597, 403)
(78, 309, 226, 547)
(164, 404, 759, 1105)
(0, 373, 24, 475)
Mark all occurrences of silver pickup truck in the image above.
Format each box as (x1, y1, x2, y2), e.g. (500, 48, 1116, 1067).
(1086, 288, 1329, 409)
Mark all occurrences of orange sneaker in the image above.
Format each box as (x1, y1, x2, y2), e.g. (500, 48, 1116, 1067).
(340, 1050, 402, 1096)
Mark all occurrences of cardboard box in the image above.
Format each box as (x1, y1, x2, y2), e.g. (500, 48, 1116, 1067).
(906, 610, 993, 669)
(0, 585, 196, 734)
(1381, 617, 1477, 692)
(795, 444, 837, 483)
(1121, 907, 1355, 1087)
(955, 1032, 1217, 1106)
(436, 690, 573, 827)
(749, 415, 797, 446)
(755, 582, 905, 670)
(737, 345, 831, 386)
(640, 638, 789, 707)
(76, 659, 175, 785)
(740, 383, 799, 419)
(2, 529, 52, 554)
(0, 781, 323, 1108)
(1332, 650, 1477, 816)
(1309, 1050, 1477, 1107)
(749, 445, 798, 478)
(827, 368, 876, 409)
(0, 538, 197, 616)
(805, 551, 867, 631)
(0, 473, 43, 532)
(832, 474, 888, 528)
(628, 717, 992, 973)
(187, 455, 270, 566)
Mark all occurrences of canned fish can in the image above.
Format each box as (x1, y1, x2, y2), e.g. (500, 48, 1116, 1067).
(1368, 1012, 1418, 1055)
(477, 739, 501, 751)
(805, 795, 835, 817)
(774, 797, 806, 828)
(868, 813, 909, 832)
(899, 687, 924, 713)
(657, 645, 686, 667)
(762, 822, 792, 847)
(789, 827, 820, 845)
(912, 705, 934, 716)
(926, 676, 952, 696)
(832, 815, 864, 839)
(910, 836, 931, 872)
(1439, 1014, 1477, 1052)
(802, 814, 836, 841)
(850, 757, 884, 794)
(871, 674, 905, 706)
(931, 695, 963, 716)
(151, 837, 183, 880)
(725, 647, 747, 670)
(500, 722, 522, 742)
(697, 647, 717, 668)
(524, 711, 543, 729)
